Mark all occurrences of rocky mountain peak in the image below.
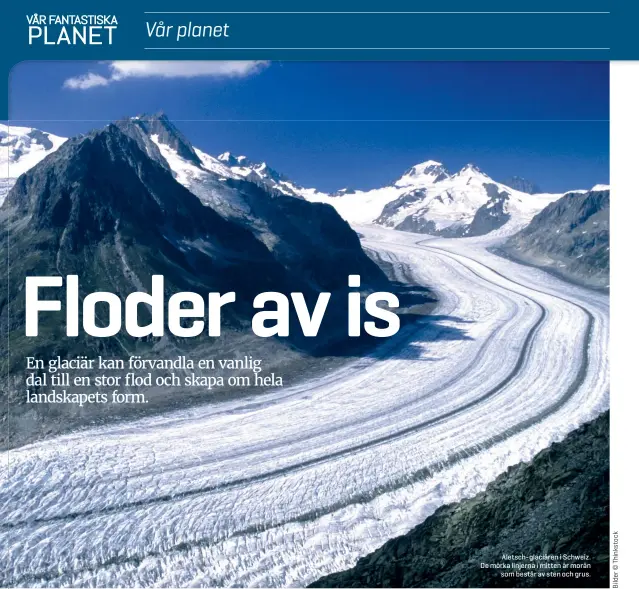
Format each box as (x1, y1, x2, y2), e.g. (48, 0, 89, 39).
(501, 175, 542, 194)
(122, 112, 202, 166)
(216, 152, 297, 194)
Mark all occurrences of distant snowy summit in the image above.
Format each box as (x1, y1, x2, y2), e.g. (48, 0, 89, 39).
(301, 160, 568, 237)
(395, 160, 451, 187)
(220, 153, 575, 237)
(0, 123, 66, 178)
(0, 124, 67, 206)
(0, 116, 605, 239)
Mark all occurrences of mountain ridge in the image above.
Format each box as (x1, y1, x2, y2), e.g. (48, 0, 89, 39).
(1, 116, 607, 240)
(501, 175, 542, 195)
(501, 188, 610, 289)
(118, 114, 388, 291)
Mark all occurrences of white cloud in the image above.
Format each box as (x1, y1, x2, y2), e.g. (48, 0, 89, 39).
(63, 72, 110, 90)
(63, 61, 269, 90)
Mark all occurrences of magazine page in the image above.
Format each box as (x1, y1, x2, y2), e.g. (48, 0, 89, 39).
(0, 2, 634, 588)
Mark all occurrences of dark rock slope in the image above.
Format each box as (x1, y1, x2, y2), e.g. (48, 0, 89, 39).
(501, 176, 542, 195)
(463, 184, 511, 237)
(119, 114, 388, 292)
(1, 124, 294, 345)
(0, 125, 299, 446)
(502, 189, 609, 289)
(311, 412, 609, 588)
(0, 122, 391, 448)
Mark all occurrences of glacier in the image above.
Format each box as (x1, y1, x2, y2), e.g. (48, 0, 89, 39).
(0, 118, 609, 586)
(0, 227, 609, 587)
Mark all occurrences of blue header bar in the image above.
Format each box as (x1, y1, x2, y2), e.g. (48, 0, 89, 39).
(0, 0, 631, 117)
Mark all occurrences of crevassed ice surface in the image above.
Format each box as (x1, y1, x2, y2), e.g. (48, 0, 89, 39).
(0, 227, 609, 588)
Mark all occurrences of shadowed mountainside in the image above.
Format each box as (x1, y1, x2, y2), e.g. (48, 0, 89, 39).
(501, 189, 609, 289)
(0, 122, 397, 448)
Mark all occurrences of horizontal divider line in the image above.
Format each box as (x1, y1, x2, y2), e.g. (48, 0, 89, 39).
(143, 47, 611, 50)
(143, 11, 611, 15)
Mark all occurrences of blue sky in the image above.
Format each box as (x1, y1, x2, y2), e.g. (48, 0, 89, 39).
(9, 61, 608, 192)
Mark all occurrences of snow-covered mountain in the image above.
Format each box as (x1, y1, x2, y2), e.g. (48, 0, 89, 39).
(301, 162, 567, 237)
(1, 123, 67, 206)
(1, 118, 595, 239)
(378, 163, 566, 236)
(217, 152, 307, 198)
(0, 123, 66, 176)
(196, 152, 570, 238)
(113, 114, 387, 291)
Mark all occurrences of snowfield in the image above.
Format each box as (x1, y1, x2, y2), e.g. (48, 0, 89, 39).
(0, 124, 65, 175)
(0, 124, 66, 207)
(0, 227, 608, 588)
(301, 162, 565, 232)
